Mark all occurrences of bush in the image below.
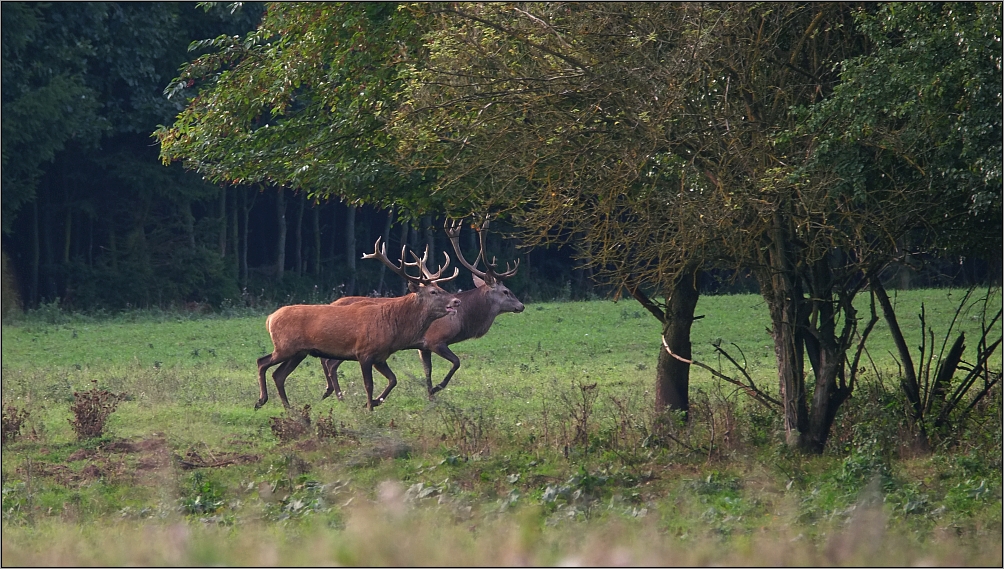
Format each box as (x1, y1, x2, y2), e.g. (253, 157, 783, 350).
(1, 404, 29, 445)
(68, 381, 123, 440)
(270, 405, 312, 444)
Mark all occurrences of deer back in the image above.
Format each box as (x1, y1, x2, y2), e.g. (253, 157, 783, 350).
(268, 285, 458, 361)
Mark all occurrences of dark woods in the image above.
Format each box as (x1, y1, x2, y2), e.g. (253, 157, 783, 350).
(0, 3, 587, 314)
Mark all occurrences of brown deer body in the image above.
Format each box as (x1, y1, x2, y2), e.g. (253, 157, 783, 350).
(256, 239, 459, 411)
(320, 219, 523, 400)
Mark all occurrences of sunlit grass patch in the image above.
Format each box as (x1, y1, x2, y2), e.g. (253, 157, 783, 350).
(1, 290, 1000, 565)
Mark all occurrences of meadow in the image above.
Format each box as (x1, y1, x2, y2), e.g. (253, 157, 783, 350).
(2, 289, 1001, 566)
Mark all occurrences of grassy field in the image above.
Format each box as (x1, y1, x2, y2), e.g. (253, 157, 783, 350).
(2, 289, 1001, 565)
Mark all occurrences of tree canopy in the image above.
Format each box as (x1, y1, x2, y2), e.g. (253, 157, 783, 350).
(136, 2, 1004, 452)
(156, 2, 436, 213)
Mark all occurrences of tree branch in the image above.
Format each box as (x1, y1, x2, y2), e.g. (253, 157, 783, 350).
(662, 336, 781, 410)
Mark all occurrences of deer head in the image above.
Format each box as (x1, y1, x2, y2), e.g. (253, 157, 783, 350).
(446, 217, 524, 313)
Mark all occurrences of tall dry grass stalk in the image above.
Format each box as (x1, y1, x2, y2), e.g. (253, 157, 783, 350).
(3, 481, 999, 566)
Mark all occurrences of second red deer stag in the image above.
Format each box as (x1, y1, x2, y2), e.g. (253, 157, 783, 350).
(319, 218, 524, 400)
(256, 239, 459, 411)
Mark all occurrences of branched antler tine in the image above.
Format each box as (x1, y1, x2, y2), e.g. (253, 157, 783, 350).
(446, 218, 488, 280)
(494, 258, 520, 278)
(362, 237, 421, 283)
(430, 251, 458, 283)
(405, 249, 429, 278)
(477, 223, 519, 280)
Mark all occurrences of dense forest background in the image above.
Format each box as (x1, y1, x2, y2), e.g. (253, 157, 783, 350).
(0, 3, 616, 314)
(1, 2, 999, 317)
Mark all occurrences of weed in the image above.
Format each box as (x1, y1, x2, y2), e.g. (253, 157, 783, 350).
(269, 405, 312, 444)
(180, 471, 226, 516)
(557, 379, 599, 448)
(68, 380, 123, 440)
(2, 404, 29, 445)
(262, 477, 339, 523)
(436, 402, 490, 458)
(315, 408, 339, 439)
(1, 481, 29, 523)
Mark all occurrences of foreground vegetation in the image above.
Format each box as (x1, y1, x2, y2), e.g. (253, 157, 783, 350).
(2, 290, 1001, 565)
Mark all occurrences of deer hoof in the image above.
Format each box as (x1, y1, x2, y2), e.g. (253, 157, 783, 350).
(336, 391, 344, 401)
(321, 388, 334, 400)
(254, 399, 266, 410)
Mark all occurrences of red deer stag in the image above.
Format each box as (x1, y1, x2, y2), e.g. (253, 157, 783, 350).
(319, 218, 524, 400)
(256, 239, 459, 411)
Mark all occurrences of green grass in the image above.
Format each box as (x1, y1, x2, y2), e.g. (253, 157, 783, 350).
(2, 289, 1001, 565)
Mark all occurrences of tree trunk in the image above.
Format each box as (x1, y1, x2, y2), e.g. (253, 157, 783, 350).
(218, 186, 227, 257)
(240, 188, 250, 287)
(655, 268, 700, 415)
(377, 206, 394, 294)
(399, 218, 411, 295)
(107, 216, 117, 273)
(63, 206, 72, 264)
(30, 199, 39, 306)
(799, 257, 850, 453)
(295, 193, 304, 277)
(311, 205, 320, 276)
(759, 211, 810, 447)
(276, 189, 286, 282)
(345, 203, 356, 295)
(422, 214, 435, 267)
(183, 200, 196, 249)
(231, 188, 239, 274)
(872, 278, 930, 445)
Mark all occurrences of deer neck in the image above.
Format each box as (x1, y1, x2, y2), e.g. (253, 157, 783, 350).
(455, 287, 500, 341)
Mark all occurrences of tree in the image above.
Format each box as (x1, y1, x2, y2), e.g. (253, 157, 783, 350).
(803, 3, 1003, 449)
(392, 2, 994, 452)
(156, 2, 436, 215)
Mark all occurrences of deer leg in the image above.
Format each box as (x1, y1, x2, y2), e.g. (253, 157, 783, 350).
(430, 344, 461, 395)
(272, 353, 307, 409)
(359, 360, 376, 411)
(256, 352, 284, 409)
(372, 361, 398, 405)
(419, 349, 435, 398)
(320, 358, 345, 401)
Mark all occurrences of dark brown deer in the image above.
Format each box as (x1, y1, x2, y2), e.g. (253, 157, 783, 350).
(256, 238, 459, 411)
(319, 218, 524, 400)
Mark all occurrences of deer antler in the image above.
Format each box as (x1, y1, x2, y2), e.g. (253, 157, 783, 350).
(406, 245, 459, 284)
(445, 217, 519, 284)
(362, 237, 457, 286)
(476, 217, 519, 280)
(446, 218, 489, 282)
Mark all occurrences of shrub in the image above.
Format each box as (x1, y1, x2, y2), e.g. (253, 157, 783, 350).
(1, 404, 29, 445)
(68, 381, 123, 440)
(270, 405, 312, 444)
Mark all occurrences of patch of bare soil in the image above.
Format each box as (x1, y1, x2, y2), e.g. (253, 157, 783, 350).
(174, 448, 260, 470)
(17, 435, 177, 487)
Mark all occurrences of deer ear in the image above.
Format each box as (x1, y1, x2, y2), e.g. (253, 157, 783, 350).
(472, 274, 487, 288)
(407, 281, 421, 293)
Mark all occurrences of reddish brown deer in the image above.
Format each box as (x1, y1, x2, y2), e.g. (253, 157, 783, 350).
(319, 218, 524, 400)
(256, 238, 459, 411)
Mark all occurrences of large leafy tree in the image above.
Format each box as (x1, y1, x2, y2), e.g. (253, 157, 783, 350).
(1, 3, 106, 233)
(157, 2, 434, 213)
(392, 3, 720, 414)
(392, 3, 879, 450)
(394, 2, 999, 452)
(803, 2, 1002, 447)
(806, 2, 1002, 260)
